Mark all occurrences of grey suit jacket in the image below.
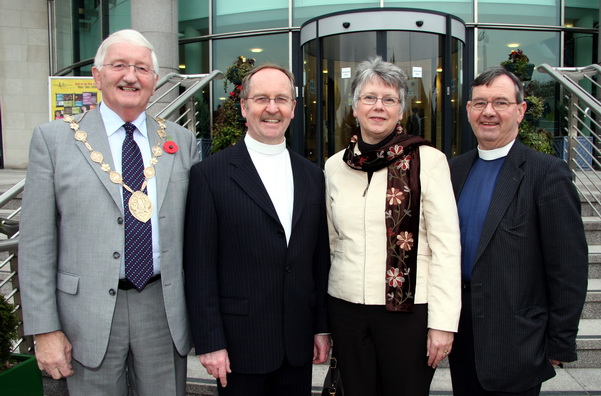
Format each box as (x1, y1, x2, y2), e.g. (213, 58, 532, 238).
(19, 108, 197, 368)
(449, 140, 588, 392)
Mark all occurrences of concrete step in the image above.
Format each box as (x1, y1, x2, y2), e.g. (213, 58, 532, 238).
(569, 319, 601, 368)
(589, 245, 601, 279)
(584, 217, 601, 244)
(583, 278, 601, 319)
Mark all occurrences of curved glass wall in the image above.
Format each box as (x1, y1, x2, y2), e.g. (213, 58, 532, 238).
(49, 0, 598, 157)
(302, 9, 465, 164)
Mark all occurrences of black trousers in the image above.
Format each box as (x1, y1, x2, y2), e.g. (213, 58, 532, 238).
(217, 357, 312, 396)
(449, 286, 542, 396)
(328, 296, 434, 396)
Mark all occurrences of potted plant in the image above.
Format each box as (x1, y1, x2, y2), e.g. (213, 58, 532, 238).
(501, 49, 535, 81)
(211, 56, 256, 153)
(518, 95, 554, 154)
(0, 295, 43, 395)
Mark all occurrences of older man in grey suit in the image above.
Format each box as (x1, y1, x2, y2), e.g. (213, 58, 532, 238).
(19, 29, 197, 395)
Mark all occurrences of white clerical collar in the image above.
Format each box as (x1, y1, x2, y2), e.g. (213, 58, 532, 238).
(478, 139, 515, 161)
(245, 133, 286, 155)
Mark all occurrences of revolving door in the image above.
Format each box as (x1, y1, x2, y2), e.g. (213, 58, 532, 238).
(300, 8, 466, 165)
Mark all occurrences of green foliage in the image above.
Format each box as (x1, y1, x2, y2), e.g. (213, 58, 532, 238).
(518, 123, 554, 154)
(519, 95, 554, 154)
(501, 49, 534, 81)
(499, 50, 553, 155)
(524, 95, 545, 120)
(0, 295, 19, 371)
(211, 56, 256, 153)
(224, 56, 256, 89)
(211, 98, 246, 152)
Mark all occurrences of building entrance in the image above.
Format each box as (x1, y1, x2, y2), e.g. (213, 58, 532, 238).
(300, 8, 466, 165)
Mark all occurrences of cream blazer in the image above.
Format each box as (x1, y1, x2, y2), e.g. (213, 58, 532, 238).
(325, 145, 461, 332)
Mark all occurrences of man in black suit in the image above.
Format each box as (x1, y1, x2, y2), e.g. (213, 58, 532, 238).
(448, 66, 588, 395)
(184, 63, 331, 396)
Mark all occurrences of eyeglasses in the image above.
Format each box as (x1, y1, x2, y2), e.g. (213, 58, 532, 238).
(470, 100, 517, 111)
(246, 96, 294, 106)
(102, 63, 154, 76)
(359, 95, 401, 106)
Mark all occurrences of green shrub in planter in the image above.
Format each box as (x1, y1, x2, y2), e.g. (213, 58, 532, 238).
(0, 295, 43, 395)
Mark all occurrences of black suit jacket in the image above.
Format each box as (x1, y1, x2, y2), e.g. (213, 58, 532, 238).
(184, 140, 330, 374)
(449, 140, 588, 392)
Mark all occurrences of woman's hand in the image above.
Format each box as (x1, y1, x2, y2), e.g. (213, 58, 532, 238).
(427, 329, 454, 368)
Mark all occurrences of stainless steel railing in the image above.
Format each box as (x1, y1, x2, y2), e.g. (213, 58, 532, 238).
(147, 70, 223, 133)
(538, 63, 601, 220)
(0, 178, 31, 354)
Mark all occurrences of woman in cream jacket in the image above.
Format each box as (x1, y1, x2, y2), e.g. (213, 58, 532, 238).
(325, 57, 461, 396)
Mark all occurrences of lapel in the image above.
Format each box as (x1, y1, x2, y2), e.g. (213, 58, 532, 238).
(75, 109, 122, 211)
(452, 149, 478, 199)
(473, 141, 526, 264)
(146, 115, 174, 212)
(229, 140, 281, 225)
(290, 151, 309, 231)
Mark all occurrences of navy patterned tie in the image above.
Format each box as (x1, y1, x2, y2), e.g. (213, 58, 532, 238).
(122, 122, 153, 291)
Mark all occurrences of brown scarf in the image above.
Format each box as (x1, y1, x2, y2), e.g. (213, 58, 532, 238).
(343, 129, 432, 312)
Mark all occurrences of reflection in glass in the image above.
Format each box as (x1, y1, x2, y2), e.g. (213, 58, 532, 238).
(213, 0, 288, 34)
(304, 30, 463, 164)
(477, 29, 559, 135)
(212, 34, 290, 141)
(478, 0, 559, 25)
(179, 0, 209, 37)
(73, 0, 102, 72)
(386, 0, 473, 23)
(293, 0, 378, 26)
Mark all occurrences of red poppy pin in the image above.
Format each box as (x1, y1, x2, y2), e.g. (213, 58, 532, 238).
(163, 139, 179, 154)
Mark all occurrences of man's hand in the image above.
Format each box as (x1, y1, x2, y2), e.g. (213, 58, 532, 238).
(200, 349, 231, 387)
(550, 359, 564, 368)
(426, 329, 454, 369)
(313, 334, 331, 364)
(34, 331, 74, 379)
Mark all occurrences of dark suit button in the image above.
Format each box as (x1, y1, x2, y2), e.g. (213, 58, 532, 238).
(113, 252, 120, 259)
(109, 289, 116, 296)
(117, 217, 123, 224)
(278, 230, 285, 237)
(285, 266, 292, 273)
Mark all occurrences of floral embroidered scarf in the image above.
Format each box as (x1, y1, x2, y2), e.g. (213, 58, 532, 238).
(343, 129, 432, 312)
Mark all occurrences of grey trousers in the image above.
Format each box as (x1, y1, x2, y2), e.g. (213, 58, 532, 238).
(67, 280, 187, 396)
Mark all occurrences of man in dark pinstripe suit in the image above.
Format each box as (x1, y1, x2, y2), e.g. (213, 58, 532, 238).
(184, 63, 331, 396)
(448, 66, 588, 395)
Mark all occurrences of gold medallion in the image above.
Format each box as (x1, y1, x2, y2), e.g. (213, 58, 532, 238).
(109, 171, 122, 184)
(75, 131, 87, 141)
(152, 146, 163, 157)
(128, 191, 153, 223)
(90, 151, 103, 163)
(144, 166, 155, 178)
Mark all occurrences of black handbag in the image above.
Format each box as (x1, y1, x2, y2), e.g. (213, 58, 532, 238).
(322, 357, 344, 396)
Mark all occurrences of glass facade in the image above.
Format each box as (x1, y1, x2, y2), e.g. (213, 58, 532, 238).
(49, 0, 599, 160)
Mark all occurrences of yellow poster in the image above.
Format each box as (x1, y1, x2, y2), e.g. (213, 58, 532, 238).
(49, 77, 102, 121)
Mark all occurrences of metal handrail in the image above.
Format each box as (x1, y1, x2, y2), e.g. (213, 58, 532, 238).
(538, 63, 601, 220)
(146, 70, 224, 120)
(0, 178, 30, 354)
